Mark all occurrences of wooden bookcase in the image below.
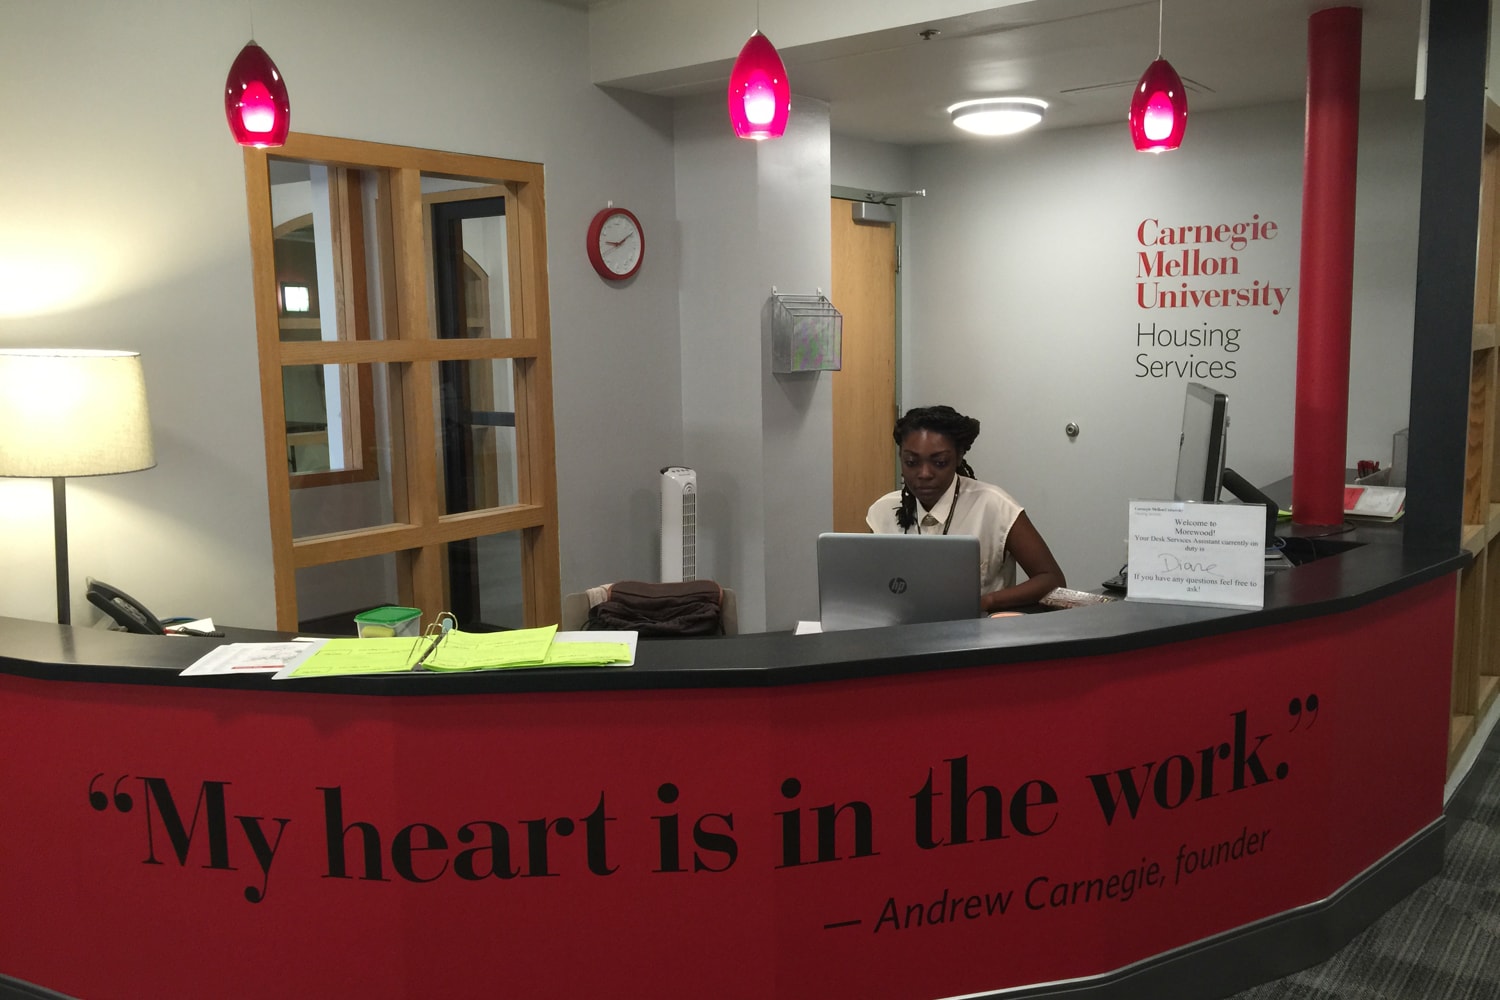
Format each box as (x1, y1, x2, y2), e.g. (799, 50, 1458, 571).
(1450, 97, 1500, 773)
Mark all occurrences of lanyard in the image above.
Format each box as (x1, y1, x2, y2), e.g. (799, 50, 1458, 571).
(911, 477, 961, 535)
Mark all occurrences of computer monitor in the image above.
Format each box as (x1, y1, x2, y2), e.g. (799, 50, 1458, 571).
(1171, 382, 1279, 544)
(1173, 382, 1228, 502)
(1104, 383, 1272, 592)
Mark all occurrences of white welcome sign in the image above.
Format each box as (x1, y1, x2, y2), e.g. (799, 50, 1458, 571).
(1125, 500, 1267, 608)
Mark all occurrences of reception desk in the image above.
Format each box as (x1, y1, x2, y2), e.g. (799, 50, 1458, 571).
(0, 534, 1465, 1000)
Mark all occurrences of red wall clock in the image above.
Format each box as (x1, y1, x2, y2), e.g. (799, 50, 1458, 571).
(586, 206, 644, 281)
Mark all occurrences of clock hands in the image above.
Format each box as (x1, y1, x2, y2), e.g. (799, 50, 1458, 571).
(604, 232, 636, 249)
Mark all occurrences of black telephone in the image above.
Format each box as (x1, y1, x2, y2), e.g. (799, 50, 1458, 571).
(86, 580, 167, 635)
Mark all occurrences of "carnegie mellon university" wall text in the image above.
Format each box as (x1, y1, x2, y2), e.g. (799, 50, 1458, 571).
(1134, 215, 1293, 380)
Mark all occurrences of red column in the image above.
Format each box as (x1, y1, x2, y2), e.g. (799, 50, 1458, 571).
(1292, 6, 1363, 526)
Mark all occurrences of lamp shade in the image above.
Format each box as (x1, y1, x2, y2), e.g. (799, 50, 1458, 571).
(224, 41, 291, 148)
(0, 350, 155, 478)
(1129, 57, 1188, 152)
(727, 31, 790, 140)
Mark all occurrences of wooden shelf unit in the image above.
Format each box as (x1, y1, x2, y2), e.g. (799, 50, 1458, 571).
(1450, 98, 1500, 773)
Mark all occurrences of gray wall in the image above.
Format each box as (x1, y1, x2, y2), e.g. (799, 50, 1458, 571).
(832, 135, 916, 196)
(901, 92, 1423, 588)
(0, 1, 1427, 631)
(674, 95, 834, 631)
(0, 0, 682, 626)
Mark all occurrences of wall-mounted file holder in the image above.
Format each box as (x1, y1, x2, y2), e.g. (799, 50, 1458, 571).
(770, 292, 842, 373)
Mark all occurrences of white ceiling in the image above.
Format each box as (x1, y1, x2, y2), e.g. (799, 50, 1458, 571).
(596, 0, 1428, 146)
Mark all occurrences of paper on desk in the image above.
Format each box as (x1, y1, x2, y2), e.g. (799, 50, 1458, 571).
(416, 629, 636, 670)
(421, 626, 559, 671)
(180, 639, 326, 676)
(542, 631, 635, 667)
(165, 617, 217, 636)
(1344, 484, 1406, 519)
(271, 627, 636, 678)
(274, 637, 431, 679)
(420, 632, 636, 671)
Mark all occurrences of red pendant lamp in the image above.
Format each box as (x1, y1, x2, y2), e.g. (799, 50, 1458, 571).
(1128, 1, 1187, 152)
(727, 31, 790, 140)
(224, 41, 290, 148)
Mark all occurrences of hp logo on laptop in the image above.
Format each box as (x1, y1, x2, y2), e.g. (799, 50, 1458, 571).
(888, 577, 908, 594)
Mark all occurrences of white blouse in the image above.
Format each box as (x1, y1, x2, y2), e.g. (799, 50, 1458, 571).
(865, 476, 1025, 596)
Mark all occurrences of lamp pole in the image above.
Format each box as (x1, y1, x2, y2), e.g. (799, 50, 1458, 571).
(53, 477, 70, 625)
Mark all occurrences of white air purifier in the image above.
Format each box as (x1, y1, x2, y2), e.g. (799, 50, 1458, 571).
(660, 466, 697, 582)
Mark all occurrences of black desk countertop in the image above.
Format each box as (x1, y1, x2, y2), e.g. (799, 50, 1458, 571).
(0, 530, 1465, 696)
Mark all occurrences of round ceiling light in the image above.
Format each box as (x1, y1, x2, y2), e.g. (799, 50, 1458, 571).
(947, 98, 1047, 136)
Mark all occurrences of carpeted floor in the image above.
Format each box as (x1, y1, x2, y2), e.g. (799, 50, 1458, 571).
(1228, 724, 1500, 1000)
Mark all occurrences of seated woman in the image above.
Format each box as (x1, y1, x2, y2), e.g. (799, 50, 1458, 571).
(866, 405, 1065, 613)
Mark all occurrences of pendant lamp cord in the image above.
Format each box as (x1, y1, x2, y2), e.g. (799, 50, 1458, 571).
(1156, 0, 1163, 58)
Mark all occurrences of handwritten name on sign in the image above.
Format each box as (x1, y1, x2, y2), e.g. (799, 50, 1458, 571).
(1126, 500, 1266, 608)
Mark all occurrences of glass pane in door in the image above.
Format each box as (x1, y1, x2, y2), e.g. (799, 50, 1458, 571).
(431, 358, 520, 515)
(426, 182, 512, 340)
(269, 164, 392, 343)
(288, 362, 404, 530)
(295, 552, 403, 635)
(447, 530, 525, 630)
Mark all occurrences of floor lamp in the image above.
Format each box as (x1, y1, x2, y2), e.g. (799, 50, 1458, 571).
(0, 349, 156, 625)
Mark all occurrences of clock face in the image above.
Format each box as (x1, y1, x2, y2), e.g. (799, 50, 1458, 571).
(588, 208, 644, 280)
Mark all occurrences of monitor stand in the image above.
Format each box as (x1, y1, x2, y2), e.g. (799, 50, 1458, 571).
(1221, 467, 1280, 547)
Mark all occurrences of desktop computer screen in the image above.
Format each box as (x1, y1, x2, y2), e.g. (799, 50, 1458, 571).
(1174, 382, 1228, 503)
(1107, 383, 1276, 592)
(1174, 381, 1277, 543)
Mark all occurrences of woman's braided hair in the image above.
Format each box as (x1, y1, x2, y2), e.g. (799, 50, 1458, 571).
(892, 405, 980, 530)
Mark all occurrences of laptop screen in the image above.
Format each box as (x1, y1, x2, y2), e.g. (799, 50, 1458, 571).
(817, 532, 982, 632)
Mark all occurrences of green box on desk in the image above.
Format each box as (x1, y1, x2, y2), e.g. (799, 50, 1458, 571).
(354, 606, 421, 638)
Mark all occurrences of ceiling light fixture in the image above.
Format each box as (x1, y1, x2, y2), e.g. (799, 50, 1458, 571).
(947, 98, 1048, 136)
(224, 41, 290, 148)
(1129, 0, 1187, 152)
(728, 31, 791, 140)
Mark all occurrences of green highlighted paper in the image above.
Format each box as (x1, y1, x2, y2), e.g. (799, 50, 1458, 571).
(542, 640, 632, 666)
(282, 637, 432, 677)
(280, 626, 632, 679)
(422, 626, 558, 671)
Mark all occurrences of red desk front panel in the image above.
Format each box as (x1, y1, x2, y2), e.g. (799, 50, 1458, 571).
(0, 579, 1452, 999)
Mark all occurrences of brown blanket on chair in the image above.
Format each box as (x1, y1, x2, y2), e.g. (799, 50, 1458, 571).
(583, 580, 724, 636)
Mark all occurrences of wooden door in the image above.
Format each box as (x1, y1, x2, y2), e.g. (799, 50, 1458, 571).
(830, 198, 898, 532)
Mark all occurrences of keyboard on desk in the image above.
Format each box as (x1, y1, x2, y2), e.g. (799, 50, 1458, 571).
(1039, 587, 1118, 609)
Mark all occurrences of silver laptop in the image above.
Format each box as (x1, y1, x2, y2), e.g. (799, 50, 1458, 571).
(817, 532, 982, 631)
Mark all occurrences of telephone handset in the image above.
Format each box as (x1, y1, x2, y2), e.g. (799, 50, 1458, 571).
(86, 580, 167, 635)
